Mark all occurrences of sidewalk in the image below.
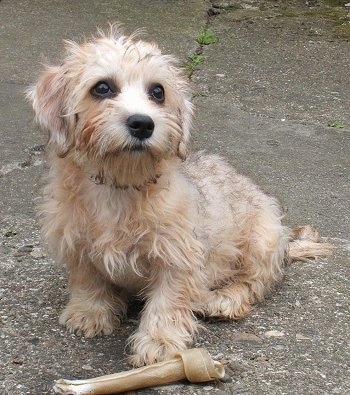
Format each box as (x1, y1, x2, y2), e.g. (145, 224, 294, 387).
(0, 1, 349, 394)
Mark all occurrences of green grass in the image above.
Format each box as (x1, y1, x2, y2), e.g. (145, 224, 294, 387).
(184, 53, 206, 78)
(184, 27, 219, 79)
(197, 27, 219, 45)
(328, 120, 345, 128)
(280, 10, 298, 17)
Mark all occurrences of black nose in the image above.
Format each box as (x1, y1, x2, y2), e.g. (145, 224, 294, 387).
(126, 114, 154, 140)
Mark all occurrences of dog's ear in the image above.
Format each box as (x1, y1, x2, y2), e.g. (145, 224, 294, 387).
(27, 65, 73, 157)
(177, 98, 193, 160)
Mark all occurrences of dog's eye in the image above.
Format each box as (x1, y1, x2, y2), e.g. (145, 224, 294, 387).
(91, 81, 116, 99)
(149, 84, 165, 103)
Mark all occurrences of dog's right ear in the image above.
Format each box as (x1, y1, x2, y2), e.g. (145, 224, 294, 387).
(27, 65, 72, 157)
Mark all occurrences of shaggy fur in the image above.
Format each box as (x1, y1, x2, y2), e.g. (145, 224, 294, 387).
(27, 26, 332, 366)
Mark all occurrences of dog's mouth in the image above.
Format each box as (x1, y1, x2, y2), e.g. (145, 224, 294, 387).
(122, 142, 148, 153)
(100, 140, 152, 158)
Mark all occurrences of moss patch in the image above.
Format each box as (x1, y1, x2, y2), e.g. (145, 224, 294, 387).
(334, 22, 350, 39)
(324, 0, 349, 6)
(304, 7, 347, 21)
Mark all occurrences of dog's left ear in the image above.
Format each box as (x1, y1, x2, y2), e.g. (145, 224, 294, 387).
(177, 98, 193, 160)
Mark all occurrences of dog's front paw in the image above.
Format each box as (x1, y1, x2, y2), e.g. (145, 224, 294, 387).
(59, 302, 120, 338)
(127, 331, 186, 367)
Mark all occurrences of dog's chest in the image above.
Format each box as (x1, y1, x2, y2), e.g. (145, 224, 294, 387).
(87, 188, 157, 286)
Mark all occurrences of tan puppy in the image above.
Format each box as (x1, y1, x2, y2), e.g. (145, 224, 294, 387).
(27, 26, 332, 366)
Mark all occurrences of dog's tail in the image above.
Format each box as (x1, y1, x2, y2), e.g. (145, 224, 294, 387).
(287, 225, 334, 263)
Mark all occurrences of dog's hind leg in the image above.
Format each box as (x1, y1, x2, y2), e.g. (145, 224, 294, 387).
(205, 202, 288, 320)
(204, 223, 333, 320)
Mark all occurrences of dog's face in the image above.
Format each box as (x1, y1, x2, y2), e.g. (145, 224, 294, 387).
(28, 27, 192, 185)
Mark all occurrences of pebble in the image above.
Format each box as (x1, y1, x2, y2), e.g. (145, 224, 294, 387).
(82, 364, 93, 371)
(203, 386, 214, 391)
(272, 345, 285, 351)
(232, 332, 261, 342)
(242, 4, 259, 10)
(30, 248, 46, 259)
(265, 330, 285, 338)
(296, 334, 311, 341)
(208, 7, 221, 16)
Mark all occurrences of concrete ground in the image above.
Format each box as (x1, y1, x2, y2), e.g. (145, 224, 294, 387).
(0, 0, 349, 394)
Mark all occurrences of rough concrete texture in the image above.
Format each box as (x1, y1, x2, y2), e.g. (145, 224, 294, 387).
(0, 0, 349, 394)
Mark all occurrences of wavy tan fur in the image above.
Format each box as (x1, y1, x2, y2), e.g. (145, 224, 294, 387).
(27, 26, 333, 367)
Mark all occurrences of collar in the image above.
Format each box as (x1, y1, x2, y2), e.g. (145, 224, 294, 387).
(89, 173, 161, 191)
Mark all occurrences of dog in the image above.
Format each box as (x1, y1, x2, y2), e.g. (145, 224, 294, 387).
(27, 26, 332, 366)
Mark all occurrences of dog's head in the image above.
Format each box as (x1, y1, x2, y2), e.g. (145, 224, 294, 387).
(27, 26, 193, 185)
